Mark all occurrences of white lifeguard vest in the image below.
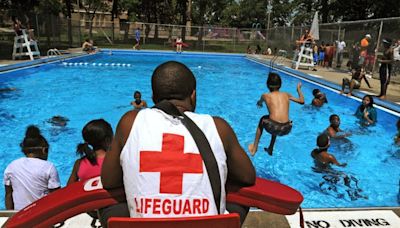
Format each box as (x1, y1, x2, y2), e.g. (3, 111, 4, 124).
(120, 108, 227, 218)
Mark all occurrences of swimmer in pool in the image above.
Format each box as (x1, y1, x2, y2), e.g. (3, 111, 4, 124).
(355, 95, 377, 126)
(311, 89, 328, 107)
(311, 133, 347, 170)
(325, 114, 351, 139)
(0, 87, 17, 93)
(130, 91, 147, 110)
(47, 116, 69, 127)
(248, 72, 304, 156)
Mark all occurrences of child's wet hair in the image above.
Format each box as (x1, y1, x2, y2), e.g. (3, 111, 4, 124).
(363, 95, 374, 107)
(312, 89, 320, 97)
(329, 114, 339, 122)
(267, 72, 281, 91)
(76, 119, 113, 165)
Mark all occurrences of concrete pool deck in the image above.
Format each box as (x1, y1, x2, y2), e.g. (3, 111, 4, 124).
(0, 208, 399, 227)
(247, 54, 400, 108)
(0, 51, 399, 227)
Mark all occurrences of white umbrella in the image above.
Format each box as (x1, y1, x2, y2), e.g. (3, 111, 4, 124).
(310, 11, 319, 41)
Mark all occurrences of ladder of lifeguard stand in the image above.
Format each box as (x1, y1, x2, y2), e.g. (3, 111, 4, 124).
(295, 42, 314, 70)
(12, 30, 40, 61)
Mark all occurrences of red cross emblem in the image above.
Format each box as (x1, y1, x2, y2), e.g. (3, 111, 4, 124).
(140, 133, 203, 194)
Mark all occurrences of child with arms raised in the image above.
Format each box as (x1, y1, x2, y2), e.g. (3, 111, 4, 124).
(249, 72, 304, 156)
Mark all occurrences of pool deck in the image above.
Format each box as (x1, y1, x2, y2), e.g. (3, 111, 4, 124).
(0, 208, 399, 227)
(247, 54, 400, 108)
(0, 50, 400, 227)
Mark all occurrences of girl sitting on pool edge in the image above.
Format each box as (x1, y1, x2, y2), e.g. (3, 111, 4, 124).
(4, 125, 61, 210)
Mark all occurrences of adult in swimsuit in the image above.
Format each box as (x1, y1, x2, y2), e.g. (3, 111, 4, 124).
(248, 72, 304, 156)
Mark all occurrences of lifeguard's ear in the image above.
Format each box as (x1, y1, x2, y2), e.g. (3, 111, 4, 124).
(190, 90, 196, 111)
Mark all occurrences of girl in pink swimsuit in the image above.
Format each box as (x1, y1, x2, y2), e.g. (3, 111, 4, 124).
(67, 119, 113, 227)
(68, 119, 113, 183)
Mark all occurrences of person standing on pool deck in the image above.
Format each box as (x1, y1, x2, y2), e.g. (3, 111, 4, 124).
(101, 61, 255, 222)
(133, 27, 141, 50)
(248, 72, 304, 156)
(377, 38, 393, 100)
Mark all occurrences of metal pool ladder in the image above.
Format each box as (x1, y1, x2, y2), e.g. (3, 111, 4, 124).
(47, 48, 62, 58)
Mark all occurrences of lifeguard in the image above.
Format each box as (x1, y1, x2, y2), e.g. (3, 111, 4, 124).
(101, 61, 255, 219)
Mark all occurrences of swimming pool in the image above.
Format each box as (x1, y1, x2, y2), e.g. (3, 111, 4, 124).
(0, 50, 399, 209)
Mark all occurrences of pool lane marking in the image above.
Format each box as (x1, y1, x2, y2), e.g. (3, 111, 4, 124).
(285, 210, 400, 228)
(247, 58, 400, 117)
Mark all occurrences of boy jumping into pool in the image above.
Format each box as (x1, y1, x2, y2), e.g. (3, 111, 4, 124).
(248, 72, 304, 156)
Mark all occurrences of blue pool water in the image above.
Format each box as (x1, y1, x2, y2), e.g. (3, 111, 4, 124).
(0, 51, 399, 209)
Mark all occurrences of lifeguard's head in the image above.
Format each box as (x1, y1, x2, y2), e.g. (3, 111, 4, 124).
(266, 72, 281, 92)
(151, 61, 196, 109)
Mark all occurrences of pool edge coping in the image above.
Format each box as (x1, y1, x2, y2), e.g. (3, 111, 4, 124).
(0, 53, 90, 73)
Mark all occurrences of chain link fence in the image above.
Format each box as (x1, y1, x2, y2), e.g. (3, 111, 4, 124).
(1, 15, 400, 76)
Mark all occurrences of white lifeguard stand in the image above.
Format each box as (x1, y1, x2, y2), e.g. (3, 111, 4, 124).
(295, 42, 314, 70)
(12, 29, 40, 60)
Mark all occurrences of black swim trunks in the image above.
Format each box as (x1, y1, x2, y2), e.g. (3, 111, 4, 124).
(258, 115, 292, 136)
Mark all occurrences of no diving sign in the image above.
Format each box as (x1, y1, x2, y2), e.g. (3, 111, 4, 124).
(286, 210, 400, 228)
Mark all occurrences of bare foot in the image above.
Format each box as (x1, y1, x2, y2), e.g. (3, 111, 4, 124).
(378, 95, 386, 99)
(347, 93, 352, 97)
(264, 147, 273, 156)
(339, 91, 344, 94)
(248, 144, 257, 156)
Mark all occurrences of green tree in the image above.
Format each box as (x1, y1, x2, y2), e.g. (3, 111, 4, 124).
(36, 0, 63, 47)
(331, 0, 400, 21)
(64, 0, 74, 47)
(192, 0, 230, 44)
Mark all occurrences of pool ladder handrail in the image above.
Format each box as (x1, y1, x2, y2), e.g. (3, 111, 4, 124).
(47, 48, 62, 58)
(270, 54, 279, 70)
